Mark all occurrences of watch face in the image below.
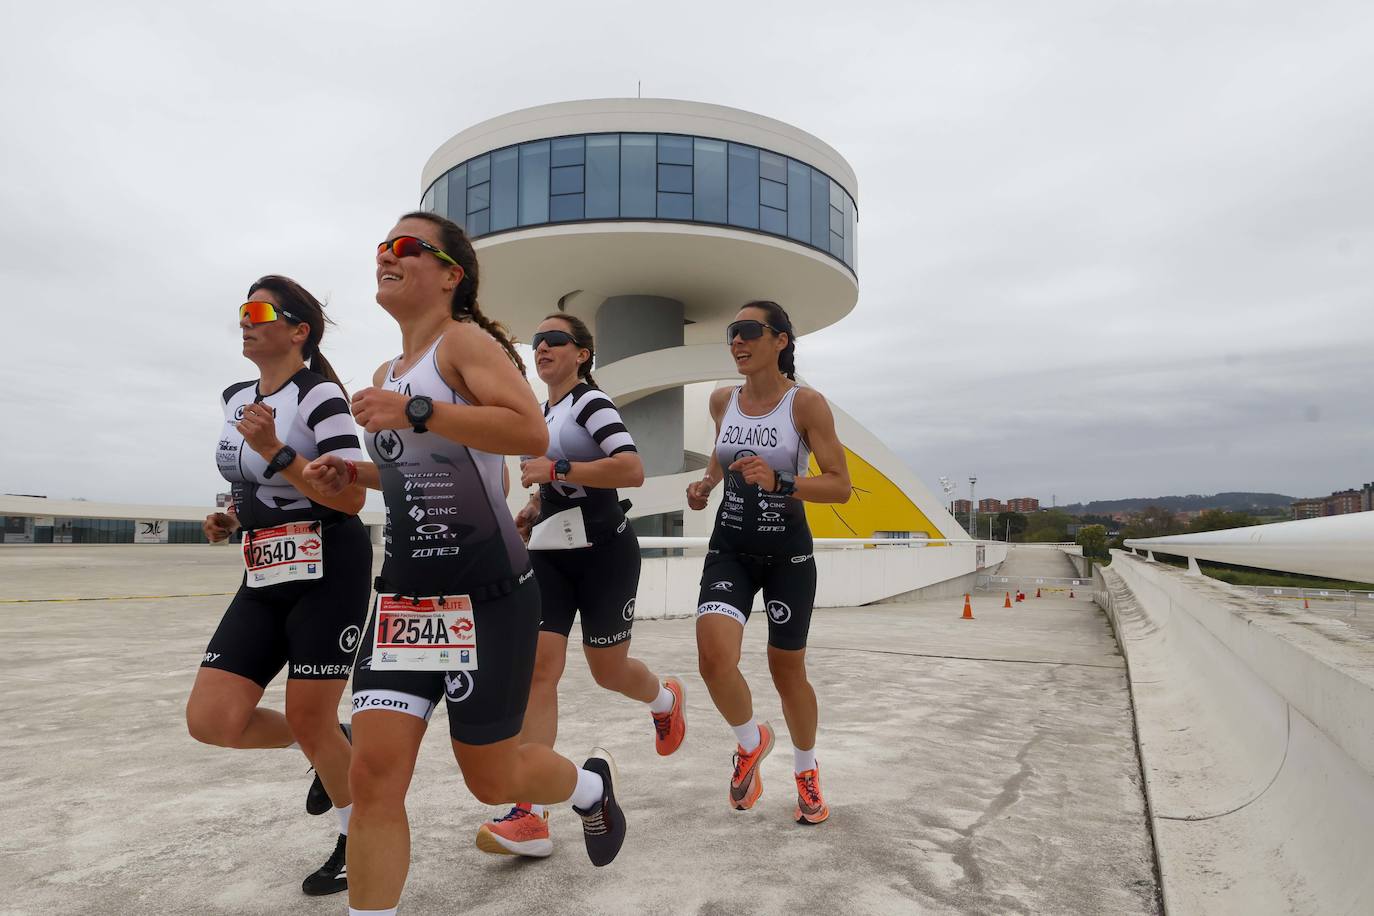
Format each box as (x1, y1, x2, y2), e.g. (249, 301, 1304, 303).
(408, 397, 433, 421)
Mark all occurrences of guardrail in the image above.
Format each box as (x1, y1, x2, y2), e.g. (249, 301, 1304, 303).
(636, 536, 976, 550)
(1123, 511, 1374, 582)
(977, 574, 1091, 592)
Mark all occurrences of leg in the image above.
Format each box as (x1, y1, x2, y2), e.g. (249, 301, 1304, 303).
(584, 641, 660, 704)
(767, 645, 818, 751)
(520, 631, 569, 750)
(285, 678, 352, 807)
(453, 736, 578, 806)
(346, 710, 426, 911)
(695, 614, 752, 726)
(185, 667, 293, 748)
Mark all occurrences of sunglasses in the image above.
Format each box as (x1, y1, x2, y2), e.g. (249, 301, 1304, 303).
(377, 235, 459, 267)
(239, 301, 301, 324)
(726, 319, 783, 344)
(531, 329, 577, 349)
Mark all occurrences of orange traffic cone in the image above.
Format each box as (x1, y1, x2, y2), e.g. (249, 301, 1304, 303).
(1035, 588, 1041, 598)
(1303, 597, 1310, 609)
(962, 594, 974, 620)
(1015, 592, 1023, 603)
(1004, 592, 1012, 608)
(1069, 590, 1075, 598)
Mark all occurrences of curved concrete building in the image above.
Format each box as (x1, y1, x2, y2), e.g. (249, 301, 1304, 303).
(420, 99, 963, 542)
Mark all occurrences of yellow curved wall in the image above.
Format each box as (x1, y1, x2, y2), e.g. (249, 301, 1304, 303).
(804, 447, 948, 539)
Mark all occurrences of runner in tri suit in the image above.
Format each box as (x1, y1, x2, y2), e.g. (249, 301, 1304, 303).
(304, 212, 626, 916)
(685, 301, 851, 825)
(187, 275, 371, 896)
(474, 314, 686, 859)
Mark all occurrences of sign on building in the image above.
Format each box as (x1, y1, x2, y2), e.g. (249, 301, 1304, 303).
(134, 520, 170, 544)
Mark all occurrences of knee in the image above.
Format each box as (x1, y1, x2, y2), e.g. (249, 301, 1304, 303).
(698, 649, 739, 685)
(463, 770, 514, 807)
(185, 703, 242, 748)
(589, 661, 628, 692)
(285, 706, 337, 756)
(768, 653, 809, 690)
(530, 654, 565, 693)
(349, 748, 409, 809)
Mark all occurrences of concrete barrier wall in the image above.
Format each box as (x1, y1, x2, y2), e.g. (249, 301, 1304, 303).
(1104, 550, 1374, 915)
(635, 542, 996, 618)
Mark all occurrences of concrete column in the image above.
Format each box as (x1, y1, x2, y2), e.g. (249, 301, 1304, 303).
(594, 295, 684, 478)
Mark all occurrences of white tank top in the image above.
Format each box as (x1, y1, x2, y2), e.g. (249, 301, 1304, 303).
(711, 385, 811, 553)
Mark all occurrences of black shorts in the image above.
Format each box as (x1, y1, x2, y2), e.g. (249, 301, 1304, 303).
(532, 523, 640, 648)
(200, 517, 373, 687)
(350, 578, 541, 746)
(696, 549, 817, 651)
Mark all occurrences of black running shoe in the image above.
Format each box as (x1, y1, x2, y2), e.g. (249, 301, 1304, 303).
(305, 722, 352, 816)
(301, 833, 347, 896)
(572, 748, 625, 867)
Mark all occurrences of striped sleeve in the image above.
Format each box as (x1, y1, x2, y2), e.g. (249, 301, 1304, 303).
(300, 382, 364, 460)
(573, 389, 637, 457)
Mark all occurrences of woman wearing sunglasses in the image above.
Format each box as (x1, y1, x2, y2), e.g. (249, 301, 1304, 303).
(187, 276, 371, 897)
(303, 213, 626, 916)
(473, 314, 686, 860)
(685, 301, 851, 825)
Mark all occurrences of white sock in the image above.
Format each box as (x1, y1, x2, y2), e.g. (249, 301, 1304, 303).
(794, 747, 817, 774)
(569, 767, 605, 811)
(648, 684, 675, 714)
(528, 803, 545, 816)
(335, 803, 352, 836)
(349, 909, 396, 916)
(732, 719, 761, 753)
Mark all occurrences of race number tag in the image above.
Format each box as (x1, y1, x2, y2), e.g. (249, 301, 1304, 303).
(371, 594, 477, 671)
(243, 522, 324, 588)
(528, 506, 590, 550)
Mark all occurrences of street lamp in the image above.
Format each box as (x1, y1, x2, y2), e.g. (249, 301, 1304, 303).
(969, 476, 977, 539)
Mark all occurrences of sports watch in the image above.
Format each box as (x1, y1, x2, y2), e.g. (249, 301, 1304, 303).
(775, 470, 797, 497)
(404, 395, 434, 433)
(263, 444, 297, 479)
(554, 458, 572, 481)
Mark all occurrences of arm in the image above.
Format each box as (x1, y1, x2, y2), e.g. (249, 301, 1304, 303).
(234, 402, 367, 515)
(686, 387, 731, 509)
(302, 362, 389, 497)
(520, 390, 645, 489)
(789, 388, 851, 504)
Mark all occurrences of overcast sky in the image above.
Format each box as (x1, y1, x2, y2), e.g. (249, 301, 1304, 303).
(2, 0, 1370, 509)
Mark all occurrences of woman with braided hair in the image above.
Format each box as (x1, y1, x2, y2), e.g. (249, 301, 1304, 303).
(304, 212, 626, 915)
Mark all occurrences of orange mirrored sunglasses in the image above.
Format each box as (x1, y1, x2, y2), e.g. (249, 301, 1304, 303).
(239, 301, 301, 324)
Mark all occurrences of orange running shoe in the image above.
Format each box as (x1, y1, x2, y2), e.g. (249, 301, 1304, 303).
(794, 765, 830, 824)
(652, 677, 687, 756)
(728, 721, 775, 810)
(475, 805, 552, 858)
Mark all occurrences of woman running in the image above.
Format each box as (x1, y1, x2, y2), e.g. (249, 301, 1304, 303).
(685, 301, 851, 825)
(188, 276, 371, 897)
(304, 212, 625, 916)
(474, 314, 685, 859)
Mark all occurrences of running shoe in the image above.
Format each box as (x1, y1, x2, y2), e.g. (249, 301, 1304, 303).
(573, 748, 625, 867)
(305, 722, 351, 816)
(652, 677, 687, 756)
(794, 765, 830, 825)
(475, 805, 553, 858)
(729, 721, 775, 811)
(301, 833, 347, 896)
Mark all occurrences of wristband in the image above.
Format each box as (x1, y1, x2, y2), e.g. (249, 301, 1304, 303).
(344, 459, 358, 485)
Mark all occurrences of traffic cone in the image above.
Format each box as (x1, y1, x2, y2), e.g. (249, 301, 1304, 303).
(1004, 592, 1012, 608)
(962, 594, 974, 620)
(1036, 588, 1041, 598)
(1069, 590, 1075, 598)
(1015, 592, 1024, 603)
(1303, 597, 1310, 609)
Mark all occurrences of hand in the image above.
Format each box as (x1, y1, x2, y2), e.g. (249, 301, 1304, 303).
(686, 477, 714, 511)
(235, 403, 282, 458)
(203, 512, 237, 543)
(352, 386, 410, 434)
(514, 499, 540, 544)
(728, 456, 778, 492)
(520, 457, 554, 488)
(304, 454, 352, 498)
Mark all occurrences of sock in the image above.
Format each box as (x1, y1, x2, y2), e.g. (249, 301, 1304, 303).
(569, 767, 606, 811)
(794, 747, 817, 774)
(528, 803, 545, 816)
(349, 909, 397, 916)
(648, 684, 675, 714)
(732, 719, 761, 753)
(335, 803, 352, 836)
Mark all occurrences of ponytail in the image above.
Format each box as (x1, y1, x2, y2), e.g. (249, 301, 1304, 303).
(541, 312, 597, 387)
(247, 274, 348, 397)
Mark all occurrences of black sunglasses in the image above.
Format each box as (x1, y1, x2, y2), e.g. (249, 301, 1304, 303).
(726, 319, 783, 344)
(532, 329, 577, 350)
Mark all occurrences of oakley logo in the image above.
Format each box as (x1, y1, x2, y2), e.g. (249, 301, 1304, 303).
(416, 523, 449, 535)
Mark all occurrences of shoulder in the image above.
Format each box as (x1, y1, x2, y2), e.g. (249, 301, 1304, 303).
(793, 386, 827, 410)
(708, 385, 734, 412)
(371, 360, 390, 387)
(571, 383, 612, 409)
(222, 380, 255, 404)
(291, 369, 334, 401)
(792, 386, 835, 429)
(438, 319, 499, 357)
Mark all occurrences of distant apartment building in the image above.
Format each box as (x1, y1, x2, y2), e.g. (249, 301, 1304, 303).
(978, 498, 1003, 514)
(1006, 497, 1040, 513)
(952, 499, 972, 516)
(1292, 488, 1368, 518)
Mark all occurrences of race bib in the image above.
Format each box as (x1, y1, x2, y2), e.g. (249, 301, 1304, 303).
(243, 522, 324, 588)
(528, 506, 590, 550)
(371, 594, 477, 671)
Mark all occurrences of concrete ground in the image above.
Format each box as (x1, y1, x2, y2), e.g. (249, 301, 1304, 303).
(1, 546, 1159, 915)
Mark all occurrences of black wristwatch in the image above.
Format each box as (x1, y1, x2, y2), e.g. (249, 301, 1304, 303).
(263, 445, 297, 479)
(775, 470, 797, 496)
(554, 458, 572, 481)
(404, 395, 434, 433)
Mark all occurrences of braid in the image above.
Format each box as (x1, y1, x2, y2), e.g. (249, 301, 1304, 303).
(741, 299, 797, 380)
(466, 302, 526, 374)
